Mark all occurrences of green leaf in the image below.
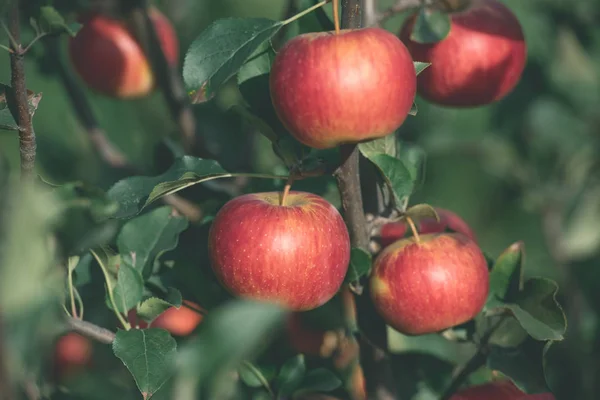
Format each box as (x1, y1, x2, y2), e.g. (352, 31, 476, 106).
(505, 278, 566, 341)
(117, 206, 189, 279)
(403, 203, 440, 223)
(183, 18, 282, 103)
(136, 288, 183, 323)
(294, 368, 342, 395)
(408, 102, 418, 116)
(357, 148, 414, 207)
(414, 61, 431, 75)
(113, 328, 177, 399)
(173, 301, 286, 398)
(345, 248, 372, 283)
(357, 134, 398, 158)
(237, 40, 276, 87)
(107, 156, 230, 218)
(487, 242, 525, 309)
(37, 6, 79, 36)
(410, 7, 451, 44)
(487, 339, 553, 394)
(112, 261, 144, 314)
(276, 354, 306, 397)
(238, 361, 272, 390)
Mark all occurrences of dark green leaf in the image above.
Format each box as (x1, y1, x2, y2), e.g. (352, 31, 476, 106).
(113, 328, 177, 399)
(276, 354, 306, 396)
(237, 40, 275, 87)
(238, 361, 271, 390)
(410, 7, 451, 44)
(357, 148, 414, 207)
(295, 368, 342, 395)
(487, 339, 553, 394)
(183, 18, 282, 103)
(505, 278, 566, 341)
(107, 156, 230, 218)
(345, 248, 372, 283)
(487, 242, 525, 310)
(112, 261, 144, 314)
(117, 206, 189, 279)
(137, 288, 183, 323)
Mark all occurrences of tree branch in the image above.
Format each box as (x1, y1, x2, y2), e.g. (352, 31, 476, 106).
(0, 314, 15, 400)
(124, 1, 204, 156)
(7, 3, 36, 179)
(67, 317, 116, 344)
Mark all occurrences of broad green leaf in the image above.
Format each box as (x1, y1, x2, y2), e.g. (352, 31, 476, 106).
(487, 242, 525, 309)
(173, 301, 286, 397)
(357, 149, 414, 207)
(117, 206, 189, 279)
(112, 261, 144, 314)
(276, 354, 306, 397)
(357, 134, 398, 158)
(410, 7, 451, 44)
(345, 248, 372, 283)
(136, 288, 183, 323)
(107, 156, 230, 218)
(487, 339, 553, 394)
(506, 278, 566, 341)
(183, 18, 282, 103)
(237, 40, 275, 87)
(238, 361, 272, 390)
(37, 6, 79, 36)
(113, 328, 177, 399)
(294, 368, 342, 395)
(414, 61, 431, 75)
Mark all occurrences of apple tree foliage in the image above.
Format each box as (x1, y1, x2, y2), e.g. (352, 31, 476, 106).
(1, 0, 599, 399)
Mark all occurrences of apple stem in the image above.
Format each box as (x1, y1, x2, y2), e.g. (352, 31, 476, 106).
(333, 0, 341, 34)
(279, 175, 295, 206)
(405, 216, 421, 244)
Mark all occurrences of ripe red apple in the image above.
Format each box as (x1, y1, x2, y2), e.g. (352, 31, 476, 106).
(270, 28, 416, 149)
(450, 380, 555, 399)
(286, 312, 340, 357)
(399, 0, 527, 107)
(69, 7, 179, 98)
(379, 207, 477, 247)
(53, 332, 93, 379)
(208, 191, 350, 311)
(370, 232, 488, 335)
(127, 300, 204, 336)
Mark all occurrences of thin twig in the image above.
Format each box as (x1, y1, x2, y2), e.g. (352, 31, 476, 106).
(7, 3, 36, 179)
(67, 317, 116, 344)
(125, 1, 202, 155)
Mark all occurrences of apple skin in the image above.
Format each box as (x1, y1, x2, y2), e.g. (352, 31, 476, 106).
(69, 7, 179, 99)
(399, 0, 527, 107)
(370, 232, 489, 335)
(380, 207, 477, 247)
(127, 300, 204, 336)
(450, 380, 555, 399)
(208, 191, 350, 311)
(270, 28, 416, 149)
(53, 332, 93, 379)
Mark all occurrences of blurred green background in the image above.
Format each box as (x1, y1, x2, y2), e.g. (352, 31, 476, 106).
(1, 0, 599, 399)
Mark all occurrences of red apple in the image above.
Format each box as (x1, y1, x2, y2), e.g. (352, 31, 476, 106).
(127, 300, 204, 336)
(69, 7, 179, 98)
(379, 207, 477, 247)
(450, 380, 555, 399)
(53, 332, 93, 379)
(286, 312, 340, 357)
(399, 0, 527, 107)
(270, 28, 416, 149)
(370, 232, 488, 335)
(208, 191, 350, 311)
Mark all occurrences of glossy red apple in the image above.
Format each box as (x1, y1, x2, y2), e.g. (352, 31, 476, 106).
(127, 300, 204, 336)
(370, 232, 488, 335)
(379, 207, 477, 247)
(69, 7, 179, 98)
(53, 332, 93, 379)
(286, 312, 340, 357)
(270, 28, 416, 149)
(208, 191, 350, 311)
(450, 380, 555, 399)
(399, 0, 527, 107)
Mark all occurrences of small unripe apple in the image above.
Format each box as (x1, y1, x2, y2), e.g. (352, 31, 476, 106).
(450, 380, 555, 399)
(370, 233, 488, 335)
(286, 312, 340, 357)
(53, 332, 93, 379)
(270, 28, 417, 149)
(379, 207, 476, 247)
(399, 0, 527, 107)
(69, 7, 179, 98)
(208, 191, 350, 311)
(127, 301, 204, 336)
